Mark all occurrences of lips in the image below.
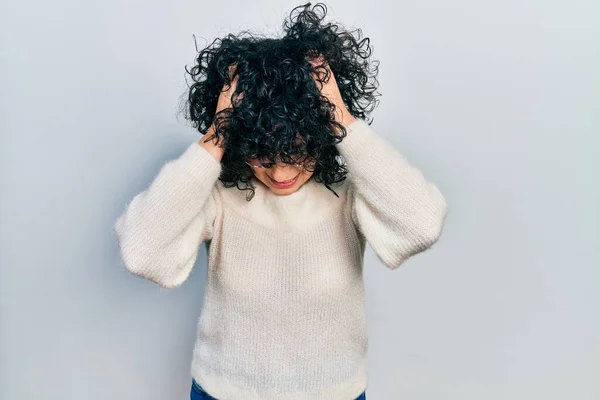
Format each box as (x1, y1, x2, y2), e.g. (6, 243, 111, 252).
(268, 173, 300, 188)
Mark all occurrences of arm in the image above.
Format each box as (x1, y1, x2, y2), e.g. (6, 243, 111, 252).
(337, 118, 448, 269)
(115, 62, 238, 288)
(114, 140, 223, 288)
(306, 56, 447, 269)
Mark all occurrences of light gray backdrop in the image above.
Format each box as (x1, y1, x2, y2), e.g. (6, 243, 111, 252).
(1, 0, 598, 399)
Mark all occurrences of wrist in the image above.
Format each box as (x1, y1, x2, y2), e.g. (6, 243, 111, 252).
(198, 125, 224, 162)
(341, 113, 356, 127)
(338, 109, 356, 130)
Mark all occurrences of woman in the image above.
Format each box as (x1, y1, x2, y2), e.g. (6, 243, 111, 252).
(114, 3, 447, 399)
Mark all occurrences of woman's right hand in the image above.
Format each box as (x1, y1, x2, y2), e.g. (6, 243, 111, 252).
(199, 63, 242, 161)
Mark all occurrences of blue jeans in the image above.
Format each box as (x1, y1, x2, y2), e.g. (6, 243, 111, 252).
(191, 379, 366, 400)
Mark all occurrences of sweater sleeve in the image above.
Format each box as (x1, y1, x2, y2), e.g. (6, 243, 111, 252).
(114, 141, 223, 288)
(336, 118, 448, 269)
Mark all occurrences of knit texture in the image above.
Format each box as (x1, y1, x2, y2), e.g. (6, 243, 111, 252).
(114, 118, 447, 400)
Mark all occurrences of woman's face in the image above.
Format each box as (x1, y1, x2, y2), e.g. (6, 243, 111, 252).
(247, 155, 315, 195)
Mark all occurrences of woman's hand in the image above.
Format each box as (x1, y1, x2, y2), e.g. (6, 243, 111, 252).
(307, 55, 356, 129)
(199, 63, 242, 161)
(215, 63, 244, 115)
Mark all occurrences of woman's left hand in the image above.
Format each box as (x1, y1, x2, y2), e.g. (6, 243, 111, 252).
(307, 55, 356, 129)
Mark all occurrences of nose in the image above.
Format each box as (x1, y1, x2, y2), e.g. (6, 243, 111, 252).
(269, 163, 299, 182)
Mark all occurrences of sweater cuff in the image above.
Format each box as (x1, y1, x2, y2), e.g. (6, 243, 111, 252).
(178, 141, 223, 187)
(335, 118, 378, 164)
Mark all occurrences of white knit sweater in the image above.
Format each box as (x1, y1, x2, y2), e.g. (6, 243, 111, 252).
(114, 118, 447, 400)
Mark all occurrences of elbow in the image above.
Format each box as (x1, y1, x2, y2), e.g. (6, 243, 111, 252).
(114, 217, 143, 275)
(420, 190, 448, 249)
(382, 226, 445, 271)
(384, 194, 447, 270)
(117, 241, 147, 278)
(118, 245, 185, 289)
(421, 183, 448, 245)
(115, 231, 153, 282)
(429, 193, 448, 244)
(114, 221, 182, 289)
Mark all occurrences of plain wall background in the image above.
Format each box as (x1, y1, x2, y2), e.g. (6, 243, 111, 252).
(1, 0, 598, 399)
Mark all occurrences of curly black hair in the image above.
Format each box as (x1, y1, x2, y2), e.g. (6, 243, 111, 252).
(181, 2, 381, 201)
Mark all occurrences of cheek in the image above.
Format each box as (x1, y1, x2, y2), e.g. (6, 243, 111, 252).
(251, 170, 271, 186)
(301, 168, 313, 177)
